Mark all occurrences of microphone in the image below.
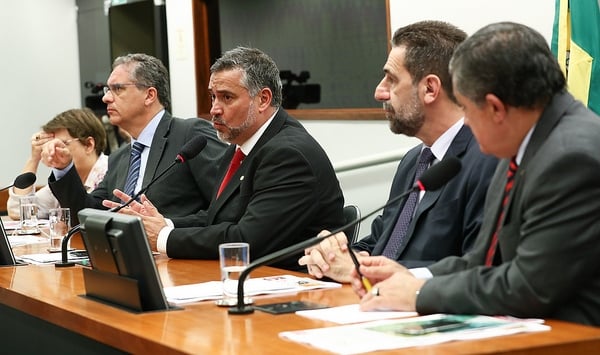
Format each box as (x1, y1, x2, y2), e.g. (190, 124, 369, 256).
(112, 135, 208, 213)
(0, 172, 36, 191)
(55, 135, 208, 268)
(228, 156, 462, 314)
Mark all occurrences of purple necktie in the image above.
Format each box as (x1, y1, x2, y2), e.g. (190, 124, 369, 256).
(381, 147, 434, 258)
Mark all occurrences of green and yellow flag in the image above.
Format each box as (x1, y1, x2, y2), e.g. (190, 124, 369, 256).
(551, 0, 600, 115)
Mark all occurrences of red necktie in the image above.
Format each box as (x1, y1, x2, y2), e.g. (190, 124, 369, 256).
(217, 148, 246, 198)
(484, 157, 518, 266)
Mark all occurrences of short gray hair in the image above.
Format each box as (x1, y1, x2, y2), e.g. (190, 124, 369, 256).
(210, 47, 283, 108)
(113, 53, 171, 112)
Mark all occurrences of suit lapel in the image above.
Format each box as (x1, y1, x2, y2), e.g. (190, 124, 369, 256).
(520, 92, 571, 167)
(115, 147, 133, 197)
(208, 110, 288, 219)
(499, 92, 573, 242)
(143, 112, 171, 187)
(372, 148, 420, 256)
(395, 126, 473, 256)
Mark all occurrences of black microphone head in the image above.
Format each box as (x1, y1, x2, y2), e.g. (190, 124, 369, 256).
(417, 157, 461, 191)
(13, 172, 37, 189)
(176, 135, 208, 163)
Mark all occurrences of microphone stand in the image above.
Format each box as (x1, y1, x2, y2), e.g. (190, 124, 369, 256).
(228, 156, 462, 314)
(55, 224, 81, 267)
(55, 159, 182, 268)
(53, 136, 207, 268)
(228, 186, 418, 314)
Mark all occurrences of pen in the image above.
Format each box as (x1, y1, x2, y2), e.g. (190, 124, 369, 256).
(348, 248, 372, 291)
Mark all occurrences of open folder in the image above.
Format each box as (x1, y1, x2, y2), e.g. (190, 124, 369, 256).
(163, 275, 341, 305)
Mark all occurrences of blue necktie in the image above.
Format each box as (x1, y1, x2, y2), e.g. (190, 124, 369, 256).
(123, 141, 145, 198)
(381, 147, 434, 259)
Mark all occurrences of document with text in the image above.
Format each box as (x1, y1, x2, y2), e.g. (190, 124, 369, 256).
(164, 275, 341, 305)
(280, 314, 550, 354)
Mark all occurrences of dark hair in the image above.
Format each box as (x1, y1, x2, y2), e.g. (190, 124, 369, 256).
(210, 46, 283, 107)
(113, 53, 171, 112)
(449, 22, 566, 108)
(392, 20, 467, 103)
(43, 108, 107, 156)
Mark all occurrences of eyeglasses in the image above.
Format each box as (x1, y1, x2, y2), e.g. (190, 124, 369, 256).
(62, 138, 80, 146)
(103, 83, 140, 96)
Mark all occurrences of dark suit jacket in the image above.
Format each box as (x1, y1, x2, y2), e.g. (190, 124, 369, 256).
(49, 112, 227, 225)
(354, 126, 498, 268)
(167, 109, 345, 270)
(419, 92, 600, 326)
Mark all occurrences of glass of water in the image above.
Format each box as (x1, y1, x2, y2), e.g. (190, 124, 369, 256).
(48, 208, 71, 252)
(216, 242, 250, 307)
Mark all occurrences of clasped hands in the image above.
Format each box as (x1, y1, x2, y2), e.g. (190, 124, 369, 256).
(102, 189, 167, 251)
(300, 230, 424, 312)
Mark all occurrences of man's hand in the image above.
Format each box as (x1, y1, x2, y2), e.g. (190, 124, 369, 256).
(102, 189, 167, 251)
(41, 138, 73, 169)
(349, 255, 424, 312)
(298, 230, 364, 282)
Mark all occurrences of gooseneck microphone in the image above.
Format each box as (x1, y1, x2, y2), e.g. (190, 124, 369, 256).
(55, 135, 208, 268)
(112, 135, 208, 213)
(0, 172, 36, 191)
(228, 156, 462, 314)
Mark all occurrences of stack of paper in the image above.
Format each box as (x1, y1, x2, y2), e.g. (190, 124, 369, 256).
(18, 250, 89, 265)
(280, 314, 550, 354)
(164, 275, 341, 305)
(296, 304, 417, 324)
(8, 234, 47, 247)
(3, 219, 49, 231)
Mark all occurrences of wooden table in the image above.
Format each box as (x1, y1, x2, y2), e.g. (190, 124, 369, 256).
(1, 248, 600, 354)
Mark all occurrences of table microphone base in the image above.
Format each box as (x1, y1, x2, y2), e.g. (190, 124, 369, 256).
(228, 305, 255, 315)
(55, 261, 76, 268)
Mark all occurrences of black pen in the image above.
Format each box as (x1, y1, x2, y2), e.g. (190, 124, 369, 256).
(348, 249, 372, 291)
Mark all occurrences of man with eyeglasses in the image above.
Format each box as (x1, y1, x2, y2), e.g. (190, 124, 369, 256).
(41, 53, 226, 225)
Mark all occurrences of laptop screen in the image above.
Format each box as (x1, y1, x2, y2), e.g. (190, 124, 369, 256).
(0, 218, 17, 266)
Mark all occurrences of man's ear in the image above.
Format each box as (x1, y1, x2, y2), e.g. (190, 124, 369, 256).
(257, 88, 273, 112)
(422, 74, 441, 105)
(485, 93, 507, 124)
(145, 87, 159, 107)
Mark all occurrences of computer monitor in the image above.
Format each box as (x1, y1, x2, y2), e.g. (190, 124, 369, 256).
(78, 208, 169, 312)
(0, 218, 17, 266)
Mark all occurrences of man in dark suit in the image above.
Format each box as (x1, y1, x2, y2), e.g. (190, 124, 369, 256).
(105, 47, 345, 271)
(299, 21, 497, 282)
(41, 53, 226, 225)
(352, 22, 600, 326)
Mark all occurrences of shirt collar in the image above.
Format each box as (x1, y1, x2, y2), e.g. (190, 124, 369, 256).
(133, 109, 164, 148)
(427, 118, 464, 161)
(515, 123, 536, 165)
(237, 108, 278, 155)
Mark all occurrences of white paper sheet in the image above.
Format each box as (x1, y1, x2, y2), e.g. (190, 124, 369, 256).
(280, 314, 550, 354)
(296, 304, 417, 324)
(164, 275, 341, 305)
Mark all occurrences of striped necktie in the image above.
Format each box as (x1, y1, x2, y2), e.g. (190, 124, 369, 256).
(381, 147, 434, 258)
(123, 141, 145, 198)
(484, 157, 518, 266)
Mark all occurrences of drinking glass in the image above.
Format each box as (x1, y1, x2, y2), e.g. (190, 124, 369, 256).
(216, 242, 250, 306)
(19, 195, 40, 235)
(48, 208, 71, 252)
